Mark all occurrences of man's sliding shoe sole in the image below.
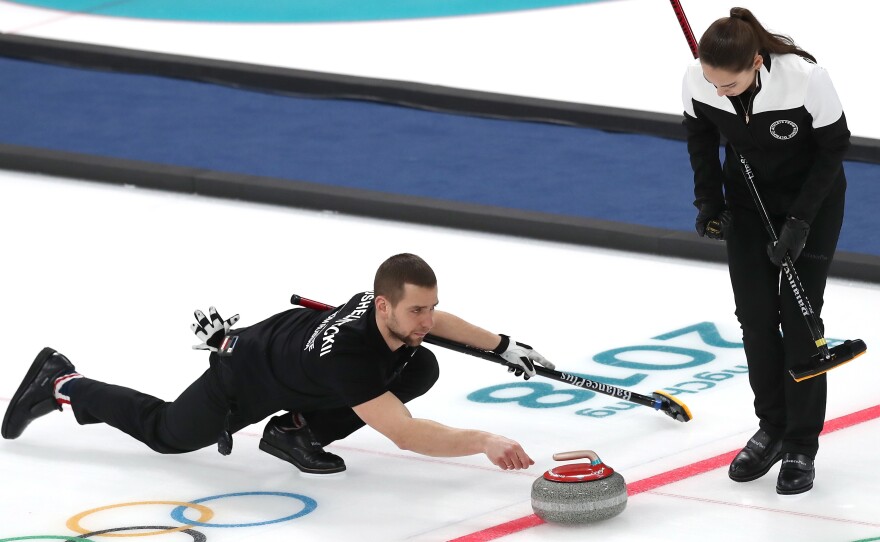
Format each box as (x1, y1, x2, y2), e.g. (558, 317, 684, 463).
(259, 439, 346, 474)
(2, 347, 70, 440)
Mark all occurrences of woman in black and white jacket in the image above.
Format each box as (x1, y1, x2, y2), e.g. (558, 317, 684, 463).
(682, 7, 850, 495)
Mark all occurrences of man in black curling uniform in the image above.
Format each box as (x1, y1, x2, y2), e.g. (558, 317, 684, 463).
(2, 253, 554, 474)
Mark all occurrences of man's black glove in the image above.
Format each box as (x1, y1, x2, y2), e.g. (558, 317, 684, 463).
(767, 217, 810, 267)
(695, 204, 733, 241)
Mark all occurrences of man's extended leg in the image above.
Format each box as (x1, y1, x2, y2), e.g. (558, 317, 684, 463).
(2, 347, 232, 454)
(71, 366, 232, 453)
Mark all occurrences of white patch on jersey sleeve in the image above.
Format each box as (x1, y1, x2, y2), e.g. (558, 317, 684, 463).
(682, 70, 696, 117)
(804, 66, 844, 129)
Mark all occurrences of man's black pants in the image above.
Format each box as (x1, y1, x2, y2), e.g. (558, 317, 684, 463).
(69, 348, 439, 453)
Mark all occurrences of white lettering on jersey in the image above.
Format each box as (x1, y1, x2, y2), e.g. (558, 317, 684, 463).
(314, 292, 375, 357)
(305, 309, 340, 352)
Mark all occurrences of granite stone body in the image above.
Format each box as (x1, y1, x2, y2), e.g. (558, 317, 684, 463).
(531, 470, 628, 524)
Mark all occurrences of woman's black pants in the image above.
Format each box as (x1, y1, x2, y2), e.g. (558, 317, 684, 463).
(725, 197, 843, 459)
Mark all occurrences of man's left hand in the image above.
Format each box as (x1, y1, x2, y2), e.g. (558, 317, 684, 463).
(494, 335, 555, 379)
(191, 306, 240, 351)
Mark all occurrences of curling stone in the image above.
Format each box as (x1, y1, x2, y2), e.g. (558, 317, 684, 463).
(531, 450, 627, 524)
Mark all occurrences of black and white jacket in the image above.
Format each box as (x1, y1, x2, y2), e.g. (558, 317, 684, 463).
(682, 52, 850, 222)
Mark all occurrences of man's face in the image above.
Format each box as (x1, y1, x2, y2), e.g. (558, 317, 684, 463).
(381, 284, 438, 347)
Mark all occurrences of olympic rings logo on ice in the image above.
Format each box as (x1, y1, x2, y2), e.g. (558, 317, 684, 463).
(0, 491, 317, 541)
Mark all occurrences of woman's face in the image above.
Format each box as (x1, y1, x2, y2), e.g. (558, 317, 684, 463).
(701, 54, 763, 97)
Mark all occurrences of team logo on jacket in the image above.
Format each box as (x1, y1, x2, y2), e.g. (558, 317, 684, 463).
(769, 120, 798, 140)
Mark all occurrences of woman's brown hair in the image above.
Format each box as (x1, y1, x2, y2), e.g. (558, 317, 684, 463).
(699, 7, 815, 71)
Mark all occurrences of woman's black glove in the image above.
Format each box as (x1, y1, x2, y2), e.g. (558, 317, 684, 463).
(695, 204, 732, 240)
(767, 217, 810, 266)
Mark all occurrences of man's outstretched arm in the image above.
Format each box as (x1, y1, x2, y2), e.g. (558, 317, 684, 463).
(352, 391, 534, 470)
(429, 311, 555, 379)
(429, 310, 503, 351)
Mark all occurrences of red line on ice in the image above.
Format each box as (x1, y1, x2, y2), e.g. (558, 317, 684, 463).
(449, 404, 880, 541)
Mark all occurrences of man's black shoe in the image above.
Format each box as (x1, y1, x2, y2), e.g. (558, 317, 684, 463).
(2, 347, 75, 440)
(259, 415, 346, 474)
(776, 453, 815, 495)
(728, 429, 783, 482)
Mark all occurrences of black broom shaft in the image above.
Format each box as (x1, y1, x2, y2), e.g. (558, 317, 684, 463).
(290, 294, 661, 409)
(422, 334, 659, 409)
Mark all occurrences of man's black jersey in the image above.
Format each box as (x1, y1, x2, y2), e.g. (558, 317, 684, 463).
(682, 52, 850, 222)
(216, 291, 419, 424)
